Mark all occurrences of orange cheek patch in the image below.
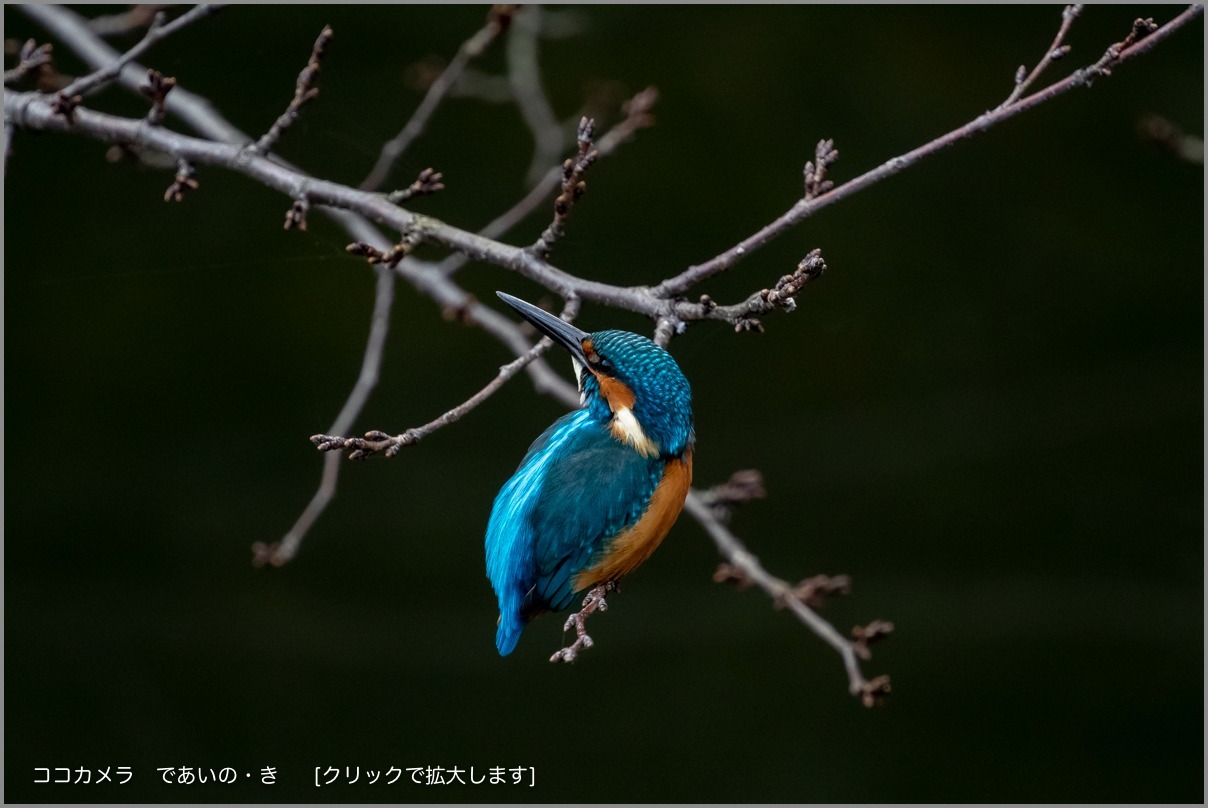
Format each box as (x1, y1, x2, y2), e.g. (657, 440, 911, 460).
(597, 376, 636, 412)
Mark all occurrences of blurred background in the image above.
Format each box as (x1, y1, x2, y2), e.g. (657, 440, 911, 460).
(4, 4, 1203, 802)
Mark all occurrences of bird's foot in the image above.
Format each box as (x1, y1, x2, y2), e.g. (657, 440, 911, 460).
(549, 582, 617, 663)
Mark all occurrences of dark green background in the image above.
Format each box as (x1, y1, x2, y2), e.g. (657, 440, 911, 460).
(5, 4, 1203, 802)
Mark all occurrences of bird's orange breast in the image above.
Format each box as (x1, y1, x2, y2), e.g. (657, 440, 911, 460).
(574, 449, 694, 590)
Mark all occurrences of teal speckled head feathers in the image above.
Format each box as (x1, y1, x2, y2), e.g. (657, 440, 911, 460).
(576, 329, 694, 457)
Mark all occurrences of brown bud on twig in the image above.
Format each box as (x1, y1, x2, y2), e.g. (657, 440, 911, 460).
(251, 540, 289, 568)
(733, 317, 764, 334)
(3, 39, 54, 87)
(804, 138, 839, 200)
(310, 434, 348, 452)
(1098, 17, 1159, 72)
(789, 573, 852, 610)
(50, 91, 82, 124)
(346, 242, 383, 260)
(163, 160, 199, 202)
(251, 25, 333, 154)
(139, 68, 176, 125)
(860, 674, 892, 707)
(284, 199, 309, 230)
(487, 4, 520, 33)
(761, 248, 828, 313)
(851, 619, 895, 660)
(347, 230, 421, 268)
(313, 428, 415, 460)
(386, 167, 445, 204)
(531, 116, 600, 258)
(698, 469, 766, 523)
(713, 562, 753, 590)
(620, 85, 659, 132)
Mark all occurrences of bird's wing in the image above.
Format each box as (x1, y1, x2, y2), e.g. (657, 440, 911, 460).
(528, 420, 662, 612)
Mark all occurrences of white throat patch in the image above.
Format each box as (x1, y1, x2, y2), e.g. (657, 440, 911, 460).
(612, 406, 659, 458)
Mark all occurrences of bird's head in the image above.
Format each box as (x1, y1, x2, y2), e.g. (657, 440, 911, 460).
(498, 292, 694, 458)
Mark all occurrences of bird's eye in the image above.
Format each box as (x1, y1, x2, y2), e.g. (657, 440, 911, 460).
(585, 349, 613, 375)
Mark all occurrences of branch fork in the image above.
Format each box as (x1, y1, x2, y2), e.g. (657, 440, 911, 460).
(386, 167, 445, 204)
(3, 39, 54, 87)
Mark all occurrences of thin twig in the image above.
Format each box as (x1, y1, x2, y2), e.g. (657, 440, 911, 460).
(85, 4, 171, 38)
(251, 25, 333, 155)
(999, 4, 1083, 108)
(8, 3, 1199, 331)
(8, 1, 1198, 326)
(20, 4, 246, 143)
(3, 39, 54, 86)
(252, 265, 397, 567)
(436, 85, 659, 279)
(385, 167, 445, 204)
(653, 4, 1204, 299)
(359, 5, 513, 191)
(311, 298, 580, 460)
(56, 4, 218, 99)
(684, 492, 891, 706)
(530, 116, 598, 258)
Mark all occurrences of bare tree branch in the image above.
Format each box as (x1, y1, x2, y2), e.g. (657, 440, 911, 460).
(16, 1, 581, 567)
(84, 4, 172, 38)
(653, 4, 1204, 299)
(686, 491, 892, 706)
(19, 4, 245, 143)
(999, 4, 1083, 108)
(359, 5, 513, 191)
(436, 85, 659, 280)
(56, 4, 218, 99)
(252, 265, 397, 568)
(312, 298, 581, 460)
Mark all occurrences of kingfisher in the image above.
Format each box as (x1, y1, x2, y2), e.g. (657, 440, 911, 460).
(486, 292, 695, 660)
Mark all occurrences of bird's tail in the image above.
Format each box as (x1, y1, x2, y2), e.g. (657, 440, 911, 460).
(496, 613, 524, 656)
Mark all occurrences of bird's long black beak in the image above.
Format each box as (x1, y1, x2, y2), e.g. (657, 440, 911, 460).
(496, 292, 589, 364)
